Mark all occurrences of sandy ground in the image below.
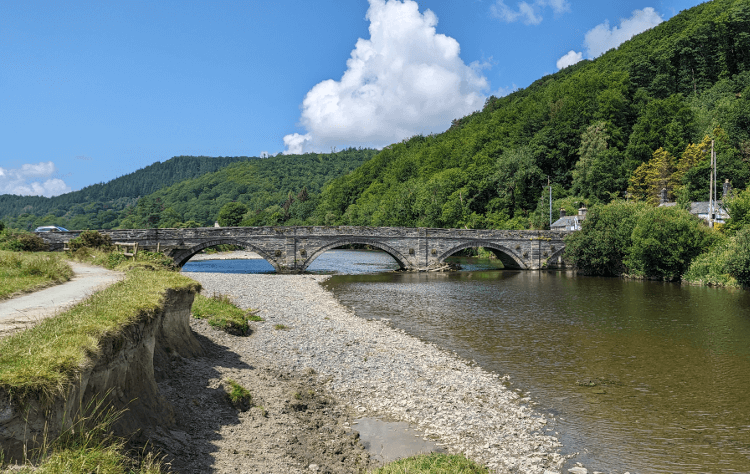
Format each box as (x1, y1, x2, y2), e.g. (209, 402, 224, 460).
(0, 261, 124, 339)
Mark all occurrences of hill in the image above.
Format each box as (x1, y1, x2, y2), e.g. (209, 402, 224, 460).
(1, 149, 377, 230)
(313, 0, 750, 229)
(118, 148, 377, 228)
(0, 155, 256, 229)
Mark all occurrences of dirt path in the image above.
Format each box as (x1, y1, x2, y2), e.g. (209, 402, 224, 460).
(0, 261, 124, 339)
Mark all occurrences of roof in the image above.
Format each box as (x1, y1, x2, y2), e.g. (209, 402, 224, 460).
(550, 216, 579, 229)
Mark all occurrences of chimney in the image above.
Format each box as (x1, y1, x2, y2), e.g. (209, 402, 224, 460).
(660, 187, 668, 204)
(723, 179, 731, 199)
(559, 208, 566, 218)
(578, 206, 587, 219)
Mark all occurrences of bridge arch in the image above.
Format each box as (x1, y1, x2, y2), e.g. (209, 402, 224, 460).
(171, 238, 280, 271)
(299, 239, 410, 272)
(543, 246, 567, 269)
(437, 240, 527, 270)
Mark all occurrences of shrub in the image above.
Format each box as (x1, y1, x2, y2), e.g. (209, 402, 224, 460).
(68, 230, 113, 251)
(563, 201, 648, 276)
(725, 227, 750, 286)
(625, 206, 717, 280)
(683, 237, 736, 286)
(4, 232, 48, 252)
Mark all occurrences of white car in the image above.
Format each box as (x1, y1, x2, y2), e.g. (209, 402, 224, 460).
(34, 226, 69, 232)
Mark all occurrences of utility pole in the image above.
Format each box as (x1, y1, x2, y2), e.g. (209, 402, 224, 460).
(548, 176, 552, 228)
(709, 140, 715, 228)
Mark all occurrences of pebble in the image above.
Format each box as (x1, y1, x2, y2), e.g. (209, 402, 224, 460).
(185, 272, 570, 473)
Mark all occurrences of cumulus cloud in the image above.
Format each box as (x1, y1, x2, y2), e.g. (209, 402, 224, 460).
(0, 161, 71, 197)
(584, 7, 663, 58)
(490, 0, 570, 25)
(555, 7, 664, 69)
(556, 50, 583, 69)
(282, 0, 489, 154)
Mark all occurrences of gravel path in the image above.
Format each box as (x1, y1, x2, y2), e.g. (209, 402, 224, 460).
(0, 262, 124, 339)
(183, 272, 568, 473)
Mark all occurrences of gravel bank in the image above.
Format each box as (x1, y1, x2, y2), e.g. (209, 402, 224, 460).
(184, 272, 568, 473)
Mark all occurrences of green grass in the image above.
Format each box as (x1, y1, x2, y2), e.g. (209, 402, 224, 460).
(226, 379, 252, 405)
(273, 324, 290, 330)
(0, 268, 200, 400)
(0, 251, 74, 300)
(0, 394, 165, 474)
(192, 292, 262, 336)
(369, 453, 489, 474)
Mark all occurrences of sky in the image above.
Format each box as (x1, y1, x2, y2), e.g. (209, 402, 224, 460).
(1, 0, 705, 196)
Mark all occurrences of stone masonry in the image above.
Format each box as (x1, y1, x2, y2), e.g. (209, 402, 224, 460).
(38, 226, 568, 272)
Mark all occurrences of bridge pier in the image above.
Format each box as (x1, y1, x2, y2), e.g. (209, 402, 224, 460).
(38, 226, 568, 272)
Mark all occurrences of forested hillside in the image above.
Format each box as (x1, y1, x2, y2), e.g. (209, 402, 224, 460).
(0, 155, 255, 229)
(1, 149, 376, 230)
(118, 148, 376, 228)
(313, 0, 750, 229)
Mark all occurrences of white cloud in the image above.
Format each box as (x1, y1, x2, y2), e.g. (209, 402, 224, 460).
(0, 161, 71, 197)
(555, 7, 663, 71)
(584, 7, 663, 58)
(556, 50, 583, 70)
(490, 0, 570, 25)
(283, 0, 489, 154)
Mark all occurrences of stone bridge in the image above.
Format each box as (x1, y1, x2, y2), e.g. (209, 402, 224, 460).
(39, 226, 568, 272)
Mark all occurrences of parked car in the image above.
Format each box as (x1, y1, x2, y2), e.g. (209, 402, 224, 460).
(34, 226, 69, 232)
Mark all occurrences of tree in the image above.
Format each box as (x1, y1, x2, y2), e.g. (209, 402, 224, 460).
(626, 206, 717, 280)
(628, 148, 676, 204)
(218, 202, 249, 227)
(571, 121, 624, 201)
(563, 201, 648, 276)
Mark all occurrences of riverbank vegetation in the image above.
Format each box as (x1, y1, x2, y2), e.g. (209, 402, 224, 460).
(563, 187, 750, 285)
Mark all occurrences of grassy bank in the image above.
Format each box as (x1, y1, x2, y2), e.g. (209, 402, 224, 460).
(0, 268, 199, 400)
(0, 266, 199, 472)
(0, 251, 74, 300)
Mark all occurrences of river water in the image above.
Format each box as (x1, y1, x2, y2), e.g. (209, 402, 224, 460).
(183, 250, 750, 473)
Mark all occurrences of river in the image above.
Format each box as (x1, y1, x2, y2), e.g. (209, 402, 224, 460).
(183, 249, 750, 473)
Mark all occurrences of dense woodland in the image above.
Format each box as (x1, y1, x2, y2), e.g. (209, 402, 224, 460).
(2, 0, 750, 283)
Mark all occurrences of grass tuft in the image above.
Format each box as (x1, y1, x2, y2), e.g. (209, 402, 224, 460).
(0, 393, 168, 474)
(0, 251, 74, 300)
(225, 379, 252, 411)
(273, 324, 290, 331)
(192, 292, 261, 336)
(0, 268, 200, 401)
(369, 453, 489, 474)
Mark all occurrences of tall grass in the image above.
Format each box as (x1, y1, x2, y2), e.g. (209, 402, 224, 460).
(0, 251, 74, 300)
(0, 393, 166, 474)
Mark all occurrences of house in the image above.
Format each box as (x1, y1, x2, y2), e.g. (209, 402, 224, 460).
(551, 206, 587, 231)
(658, 180, 731, 225)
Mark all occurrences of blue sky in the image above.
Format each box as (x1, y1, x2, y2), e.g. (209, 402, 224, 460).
(1, 0, 704, 196)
